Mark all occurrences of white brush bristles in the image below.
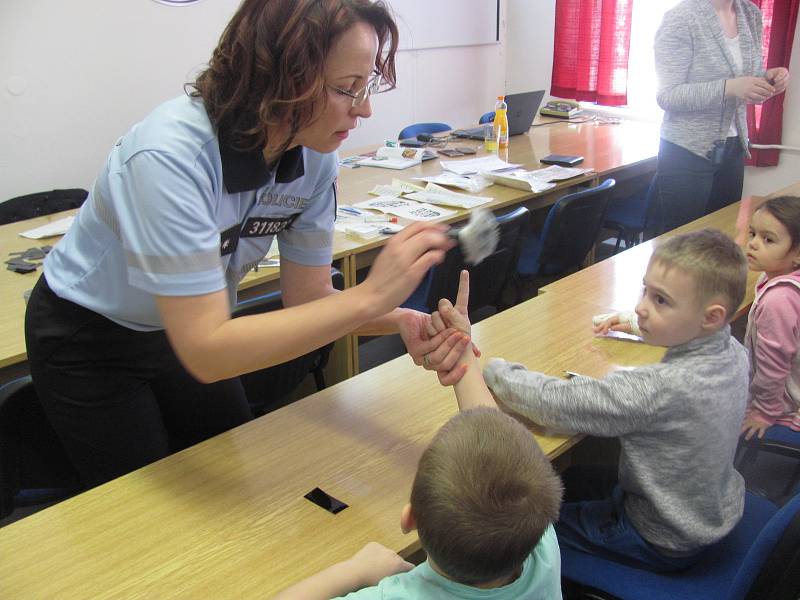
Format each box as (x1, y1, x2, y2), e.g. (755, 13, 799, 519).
(453, 208, 499, 265)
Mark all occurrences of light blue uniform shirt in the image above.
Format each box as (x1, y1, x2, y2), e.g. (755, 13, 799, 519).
(335, 525, 562, 600)
(44, 95, 337, 331)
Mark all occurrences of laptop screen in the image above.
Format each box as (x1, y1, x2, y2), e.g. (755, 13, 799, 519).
(505, 90, 546, 136)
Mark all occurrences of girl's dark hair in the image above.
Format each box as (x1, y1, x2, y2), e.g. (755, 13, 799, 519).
(756, 196, 800, 249)
(190, 0, 398, 161)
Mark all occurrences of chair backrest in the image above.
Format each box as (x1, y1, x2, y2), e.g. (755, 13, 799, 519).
(398, 122, 452, 141)
(478, 111, 495, 124)
(734, 490, 800, 599)
(534, 178, 615, 275)
(424, 207, 530, 314)
(0, 376, 80, 518)
(232, 269, 345, 415)
(0, 188, 88, 225)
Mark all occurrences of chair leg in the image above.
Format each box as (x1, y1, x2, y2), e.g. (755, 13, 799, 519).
(734, 437, 760, 474)
(313, 367, 326, 391)
(782, 460, 800, 499)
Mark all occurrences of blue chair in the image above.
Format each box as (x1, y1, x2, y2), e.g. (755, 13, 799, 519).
(397, 122, 451, 141)
(232, 269, 344, 416)
(561, 490, 800, 600)
(736, 425, 800, 502)
(0, 376, 80, 519)
(604, 177, 656, 254)
(479, 111, 495, 124)
(515, 179, 615, 296)
(402, 207, 530, 315)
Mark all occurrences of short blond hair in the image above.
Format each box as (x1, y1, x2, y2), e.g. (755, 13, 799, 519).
(651, 228, 746, 320)
(410, 408, 563, 585)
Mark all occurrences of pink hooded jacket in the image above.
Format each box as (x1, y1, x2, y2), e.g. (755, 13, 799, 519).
(744, 270, 800, 430)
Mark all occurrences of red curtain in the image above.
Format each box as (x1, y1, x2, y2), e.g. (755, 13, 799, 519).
(747, 0, 799, 166)
(550, 0, 633, 106)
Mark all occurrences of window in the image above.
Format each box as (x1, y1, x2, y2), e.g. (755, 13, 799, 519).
(582, 0, 681, 121)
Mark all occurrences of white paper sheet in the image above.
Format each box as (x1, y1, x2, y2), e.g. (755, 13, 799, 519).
(354, 196, 456, 221)
(356, 147, 426, 170)
(19, 216, 75, 239)
(440, 155, 521, 176)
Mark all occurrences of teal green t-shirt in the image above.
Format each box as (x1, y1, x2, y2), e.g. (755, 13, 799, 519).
(334, 525, 561, 599)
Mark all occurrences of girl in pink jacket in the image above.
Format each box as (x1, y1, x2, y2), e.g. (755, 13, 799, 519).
(742, 195, 800, 439)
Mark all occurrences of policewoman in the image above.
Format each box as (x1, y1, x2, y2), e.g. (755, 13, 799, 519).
(25, 0, 467, 489)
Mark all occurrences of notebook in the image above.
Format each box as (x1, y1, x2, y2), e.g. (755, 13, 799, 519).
(453, 90, 546, 140)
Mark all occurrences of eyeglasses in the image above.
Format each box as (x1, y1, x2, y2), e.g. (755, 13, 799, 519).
(327, 73, 389, 107)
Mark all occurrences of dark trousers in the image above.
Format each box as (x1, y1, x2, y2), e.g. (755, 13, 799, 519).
(649, 137, 745, 233)
(555, 466, 702, 572)
(24, 276, 252, 489)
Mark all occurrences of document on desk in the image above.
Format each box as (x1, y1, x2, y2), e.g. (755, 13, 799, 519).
(356, 146, 427, 170)
(417, 173, 492, 194)
(480, 171, 557, 193)
(369, 179, 427, 197)
(354, 196, 456, 221)
(480, 165, 594, 193)
(19, 216, 75, 239)
(405, 183, 492, 209)
(440, 155, 521, 176)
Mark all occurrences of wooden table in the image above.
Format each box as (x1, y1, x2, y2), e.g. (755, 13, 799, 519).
(0, 119, 660, 383)
(541, 200, 762, 319)
(0, 291, 663, 600)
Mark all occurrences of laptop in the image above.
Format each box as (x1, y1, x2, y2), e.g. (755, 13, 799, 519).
(453, 90, 546, 140)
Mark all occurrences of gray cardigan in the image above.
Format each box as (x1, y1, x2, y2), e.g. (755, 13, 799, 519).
(655, 0, 765, 159)
(484, 326, 749, 553)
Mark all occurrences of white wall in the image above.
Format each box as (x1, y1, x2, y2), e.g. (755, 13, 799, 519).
(7, 0, 793, 203)
(504, 0, 555, 95)
(0, 0, 507, 200)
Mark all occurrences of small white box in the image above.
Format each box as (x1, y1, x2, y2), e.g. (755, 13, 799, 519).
(345, 224, 382, 240)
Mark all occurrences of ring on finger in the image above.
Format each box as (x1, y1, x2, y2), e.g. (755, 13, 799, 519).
(423, 353, 430, 368)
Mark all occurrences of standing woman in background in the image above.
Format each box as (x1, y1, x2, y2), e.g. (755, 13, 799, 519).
(25, 0, 467, 489)
(652, 0, 789, 232)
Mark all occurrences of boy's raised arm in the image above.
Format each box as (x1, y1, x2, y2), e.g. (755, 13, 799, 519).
(433, 271, 498, 411)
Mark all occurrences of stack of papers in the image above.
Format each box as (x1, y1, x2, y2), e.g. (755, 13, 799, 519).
(354, 196, 457, 221)
(356, 147, 429, 170)
(417, 173, 492, 194)
(369, 179, 427, 197)
(480, 165, 593, 193)
(367, 179, 492, 209)
(405, 183, 492, 209)
(440, 155, 521, 176)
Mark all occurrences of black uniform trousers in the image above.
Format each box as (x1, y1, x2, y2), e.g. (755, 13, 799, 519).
(24, 275, 252, 489)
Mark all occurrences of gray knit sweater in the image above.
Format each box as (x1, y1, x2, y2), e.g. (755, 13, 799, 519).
(483, 326, 748, 553)
(655, 0, 765, 159)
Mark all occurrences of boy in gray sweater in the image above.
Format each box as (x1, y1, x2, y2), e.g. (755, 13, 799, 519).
(436, 229, 749, 572)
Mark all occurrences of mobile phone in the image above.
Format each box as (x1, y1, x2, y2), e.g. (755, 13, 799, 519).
(438, 149, 464, 157)
(304, 487, 348, 514)
(454, 146, 477, 155)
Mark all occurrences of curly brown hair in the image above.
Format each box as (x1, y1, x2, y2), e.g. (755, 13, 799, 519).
(190, 0, 398, 161)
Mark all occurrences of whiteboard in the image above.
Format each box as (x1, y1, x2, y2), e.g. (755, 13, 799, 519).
(387, 0, 499, 50)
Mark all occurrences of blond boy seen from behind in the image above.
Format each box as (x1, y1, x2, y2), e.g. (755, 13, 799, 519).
(273, 275, 563, 599)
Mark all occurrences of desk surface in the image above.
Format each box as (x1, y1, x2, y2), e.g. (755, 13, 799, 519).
(336, 119, 659, 205)
(0, 119, 659, 372)
(540, 199, 764, 319)
(0, 292, 663, 600)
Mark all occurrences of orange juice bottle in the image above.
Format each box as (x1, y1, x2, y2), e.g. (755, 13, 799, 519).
(493, 95, 509, 149)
